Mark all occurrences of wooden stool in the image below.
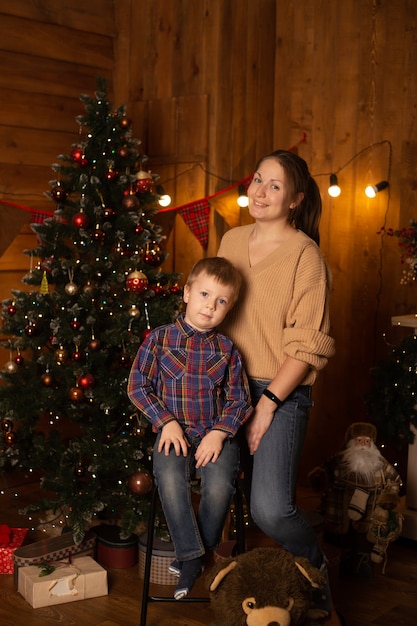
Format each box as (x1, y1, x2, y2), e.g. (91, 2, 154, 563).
(139, 480, 246, 626)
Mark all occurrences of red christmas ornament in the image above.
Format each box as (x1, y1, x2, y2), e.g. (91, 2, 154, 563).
(77, 373, 95, 389)
(14, 353, 24, 366)
(7, 303, 16, 315)
(152, 283, 165, 295)
(126, 270, 148, 293)
(134, 170, 153, 193)
(70, 318, 81, 330)
(72, 211, 89, 229)
(71, 348, 83, 362)
(70, 146, 84, 163)
(170, 283, 181, 294)
(127, 470, 153, 496)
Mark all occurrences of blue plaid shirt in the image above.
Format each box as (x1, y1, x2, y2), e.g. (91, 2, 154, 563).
(127, 315, 252, 439)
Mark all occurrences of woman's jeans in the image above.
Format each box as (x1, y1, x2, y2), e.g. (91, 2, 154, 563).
(246, 379, 324, 569)
(153, 433, 239, 561)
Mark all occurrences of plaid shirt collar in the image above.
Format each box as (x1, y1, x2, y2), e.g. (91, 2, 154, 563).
(176, 314, 217, 342)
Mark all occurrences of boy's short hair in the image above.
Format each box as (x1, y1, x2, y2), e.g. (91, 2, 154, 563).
(186, 257, 242, 303)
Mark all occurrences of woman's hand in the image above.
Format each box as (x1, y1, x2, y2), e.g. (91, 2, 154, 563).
(195, 430, 228, 468)
(158, 421, 190, 456)
(246, 396, 276, 454)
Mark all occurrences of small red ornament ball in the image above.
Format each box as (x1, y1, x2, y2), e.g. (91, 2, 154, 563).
(127, 470, 153, 496)
(14, 354, 24, 366)
(77, 373, 95, 389)
(126, 270, 148, 293)
(70, 146, 84, 163)
(7, 303, 16, 315)
(133, 171, 153, 193)
(72, 211, 89, 229)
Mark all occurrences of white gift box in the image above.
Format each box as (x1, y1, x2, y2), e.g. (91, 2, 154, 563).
(18, 556, 108, 608)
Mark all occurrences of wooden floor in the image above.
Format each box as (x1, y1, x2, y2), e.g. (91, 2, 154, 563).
(1, 470, 416, 626)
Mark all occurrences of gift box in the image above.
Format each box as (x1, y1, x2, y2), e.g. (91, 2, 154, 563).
(95, 524, 138, 569)
(18, 555, 108, 608)
(13, 529, 96, 585)
(0, 526, 29, 574)
(138, 532, 177, 586)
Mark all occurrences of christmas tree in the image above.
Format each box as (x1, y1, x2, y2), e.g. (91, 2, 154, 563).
(0, 79, 182, 541)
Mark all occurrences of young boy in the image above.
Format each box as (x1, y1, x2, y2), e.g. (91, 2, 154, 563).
(127, 257, 252, 599)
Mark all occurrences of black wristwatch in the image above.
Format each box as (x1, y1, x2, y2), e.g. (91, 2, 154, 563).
(262, 388, 283, 408)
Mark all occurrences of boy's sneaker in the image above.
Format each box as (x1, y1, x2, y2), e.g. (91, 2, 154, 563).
(168, 559, 182, 577)
(307, 561, 332, 620)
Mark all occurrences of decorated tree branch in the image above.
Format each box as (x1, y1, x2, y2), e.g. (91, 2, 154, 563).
(0, 79, 182, 542)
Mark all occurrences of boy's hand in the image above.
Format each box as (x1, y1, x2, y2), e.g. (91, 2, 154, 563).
(195, 430, 228, 468)
(158, 421, 190, 456)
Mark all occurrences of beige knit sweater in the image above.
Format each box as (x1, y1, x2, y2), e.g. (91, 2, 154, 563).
(218, 225, 335, 385)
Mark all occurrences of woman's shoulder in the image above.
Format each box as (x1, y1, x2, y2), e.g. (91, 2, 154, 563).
(220, 224, 253, 243)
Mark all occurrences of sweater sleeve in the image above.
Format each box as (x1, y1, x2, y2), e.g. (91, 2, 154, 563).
(282, 243, 335, 370)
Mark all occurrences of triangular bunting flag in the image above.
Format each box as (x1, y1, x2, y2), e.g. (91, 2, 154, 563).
(179, 199, 211, 249)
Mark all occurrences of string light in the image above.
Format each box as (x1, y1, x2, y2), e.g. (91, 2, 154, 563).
(316, 140, 392, 199)
(328, 174, 341, 197)
(237, 184, 249, 207)
(365, 180, 389, 198)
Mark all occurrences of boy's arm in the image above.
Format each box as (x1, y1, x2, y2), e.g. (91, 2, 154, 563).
(211, 345, 252, 437)
(127, 336, 176, 431)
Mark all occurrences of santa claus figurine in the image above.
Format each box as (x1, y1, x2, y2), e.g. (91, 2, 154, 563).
(311, 422, 403, 576)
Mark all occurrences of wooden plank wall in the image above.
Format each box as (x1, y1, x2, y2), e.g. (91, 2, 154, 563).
(0, 0, 416, 478)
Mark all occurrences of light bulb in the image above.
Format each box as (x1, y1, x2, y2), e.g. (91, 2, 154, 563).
(365, 180, 389, 198)
(328, 174, 341, 198)
(158, 194, 171, 207)
(237, 184, 249, 207)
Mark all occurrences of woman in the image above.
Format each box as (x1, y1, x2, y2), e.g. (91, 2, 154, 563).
(218, 149, 335, 618)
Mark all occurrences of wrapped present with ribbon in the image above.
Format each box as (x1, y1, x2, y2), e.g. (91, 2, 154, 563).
(13, 529, 96, 585)
(0, 525, 29, 574)
(18, 555, 108, 608)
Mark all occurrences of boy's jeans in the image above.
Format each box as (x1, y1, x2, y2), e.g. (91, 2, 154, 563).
(153, 433, 239, 561)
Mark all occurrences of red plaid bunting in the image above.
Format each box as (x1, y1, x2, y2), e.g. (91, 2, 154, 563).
(179, 199, 211, 249)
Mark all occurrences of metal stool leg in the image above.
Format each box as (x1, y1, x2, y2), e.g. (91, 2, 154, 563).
(140, 485, 158, 626)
